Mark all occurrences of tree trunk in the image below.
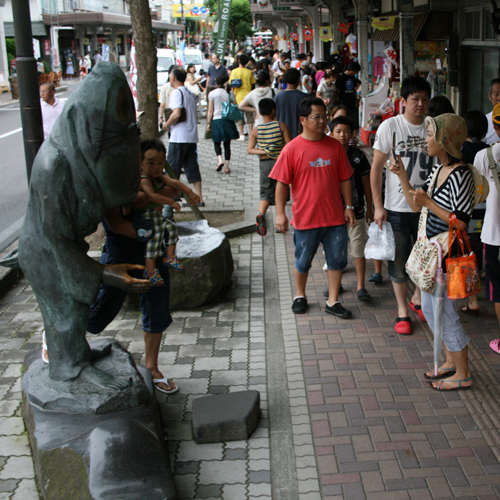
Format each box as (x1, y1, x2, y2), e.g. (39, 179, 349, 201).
(129, 0, 158, 140)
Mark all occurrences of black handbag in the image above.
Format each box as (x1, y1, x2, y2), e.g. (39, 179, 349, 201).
(164, 88, 187, 123)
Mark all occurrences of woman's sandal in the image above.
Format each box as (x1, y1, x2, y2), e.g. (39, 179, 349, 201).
(224, 169, 231, 174)
(431, 377, 473, 391)
(409, 301, 426, 322)
(216, 163, 224, 172)
(490, 338, 500, 354)
(461, 303, 479, 317)
(423, 367, 456, 380)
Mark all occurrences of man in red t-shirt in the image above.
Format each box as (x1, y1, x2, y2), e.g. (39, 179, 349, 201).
(270, 97, 356, 318)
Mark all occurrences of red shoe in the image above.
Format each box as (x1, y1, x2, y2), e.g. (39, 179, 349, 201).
(409, 302, 426, 322)
(395, 317, 412, 335)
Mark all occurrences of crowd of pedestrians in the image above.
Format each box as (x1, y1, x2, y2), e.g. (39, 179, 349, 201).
(37, 51, 500, 396)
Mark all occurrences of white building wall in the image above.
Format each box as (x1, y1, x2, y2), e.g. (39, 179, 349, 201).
(1, 0, 44, 22)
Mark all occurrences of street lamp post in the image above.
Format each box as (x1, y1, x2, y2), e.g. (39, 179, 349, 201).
(11, 0, 43, 184)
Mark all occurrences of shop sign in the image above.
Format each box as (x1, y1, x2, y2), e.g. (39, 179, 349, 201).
(173, 4, 208, 17)
(319, 26, 333, 42)
(44, 39, 51, 55)
(303, 28, 313, 41)
(290, 32, 299, 41)
(371, 16, 396, 31)
(97, 37, 103, 43)
(83, 38, 89, 45)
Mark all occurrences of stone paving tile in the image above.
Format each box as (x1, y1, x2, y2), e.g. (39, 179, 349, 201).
(280, 206, 500, 499)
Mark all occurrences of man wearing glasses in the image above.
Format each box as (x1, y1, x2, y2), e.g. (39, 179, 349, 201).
(270, 97, 356, 318)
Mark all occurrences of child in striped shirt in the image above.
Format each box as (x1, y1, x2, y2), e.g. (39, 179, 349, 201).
(247, 98, 291, 235)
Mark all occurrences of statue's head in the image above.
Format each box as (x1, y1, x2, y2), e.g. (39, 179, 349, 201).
(50, 61, 141, 210)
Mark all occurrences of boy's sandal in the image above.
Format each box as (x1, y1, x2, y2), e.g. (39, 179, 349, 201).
(256, 214, 267, 236)
(163, 256, 184, 271)
(144, 268, 165, 286)
(431, 377, 473, 391)
(423, 367, 456, 380)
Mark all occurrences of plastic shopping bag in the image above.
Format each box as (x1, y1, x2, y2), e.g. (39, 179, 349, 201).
(364, 221, 396, 261)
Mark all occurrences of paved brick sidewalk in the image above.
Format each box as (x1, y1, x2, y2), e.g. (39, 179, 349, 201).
(2, 113, 500, 500)
(280, 220, 500, 499)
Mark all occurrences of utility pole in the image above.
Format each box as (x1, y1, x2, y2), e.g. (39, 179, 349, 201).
(11, 0, 43, 184)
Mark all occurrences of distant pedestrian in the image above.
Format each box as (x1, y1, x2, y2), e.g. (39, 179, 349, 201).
(163, 67, 205, 206)
(39, 82, 63, 140)
(93, 50, 102, 65)
(207, 54, 228, 96)
(274, 68, 306, 139)
(484, 78, 500, 145)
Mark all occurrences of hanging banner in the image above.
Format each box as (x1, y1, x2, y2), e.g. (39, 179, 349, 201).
(290, 32, 299, 41)
(173, 4, 209, 18)
(339, 22, 353, 35)
(215, 0, 232, 59)
(129, 39, 138, 108)
(303, 28, 313, 41)
(371, 16, 396, 31)
(319, 26, 333, 42)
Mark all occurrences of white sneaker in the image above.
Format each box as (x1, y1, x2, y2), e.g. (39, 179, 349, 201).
(238, 135, 245, 141)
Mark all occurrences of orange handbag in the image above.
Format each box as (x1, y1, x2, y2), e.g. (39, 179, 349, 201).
(446, 214, 481, 300)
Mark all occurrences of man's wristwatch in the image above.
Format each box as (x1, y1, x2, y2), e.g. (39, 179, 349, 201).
(345, 205, 355, 210)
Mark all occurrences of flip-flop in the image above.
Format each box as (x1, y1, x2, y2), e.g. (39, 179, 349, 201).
(41, 330, 49, 364)
(431, 377, 473, 391)
(216, 163, 224, 172)
(490, 338, 500, 354)
(423, 367, 456, 380)
(153, 377, 179, 394)
(461, 303, 479, 317)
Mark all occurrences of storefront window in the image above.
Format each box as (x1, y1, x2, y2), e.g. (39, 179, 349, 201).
(484, 8, 498, 40)
(465, 9, 481, 40)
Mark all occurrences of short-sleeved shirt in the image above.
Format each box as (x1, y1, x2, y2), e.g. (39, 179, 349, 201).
(347, 147, 371, 220)
(423, 164, 474, 238)
(269, 134, 353, 230)
(475, 143, 500, 245)
(169, 86, 198, 144)
(41, 98, 64, 139)
(242, 87, 275, 125)
(229, 67, 255, 104)
(274, 90, 307, 139)
(208, 64, 228, 85)
(208, 87, 231, 120)
(317, 79, 336, 101)
(373, 114, 434, 213)
(485, 111, 499, 146)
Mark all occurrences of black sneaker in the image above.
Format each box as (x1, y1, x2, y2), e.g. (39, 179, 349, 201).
(356, 288, 372, 301)
(325, 302, 352, 319)
(323, 286, 344, 298)
(291, 297, 308, 314)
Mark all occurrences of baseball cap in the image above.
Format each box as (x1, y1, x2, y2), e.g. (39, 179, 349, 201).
(492, 103, 500, 125)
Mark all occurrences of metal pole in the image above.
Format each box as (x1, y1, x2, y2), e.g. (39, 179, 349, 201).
(11, 0, 43, 184)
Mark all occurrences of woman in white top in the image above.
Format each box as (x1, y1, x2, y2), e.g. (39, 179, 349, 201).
(206, 74, 239, 174)
(316, 69, 337, 113)
(301, 66, 314, 95)
(237, 71, 275, 126)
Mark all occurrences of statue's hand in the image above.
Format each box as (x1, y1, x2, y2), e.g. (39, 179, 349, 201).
(102, 264, 152, 293)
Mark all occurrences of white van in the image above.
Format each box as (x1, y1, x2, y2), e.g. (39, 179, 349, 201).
(183, 48, 203, 73)
(157, 48, 175, 96)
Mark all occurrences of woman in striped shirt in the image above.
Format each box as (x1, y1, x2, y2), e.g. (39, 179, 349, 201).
(389, 114, 475, 391)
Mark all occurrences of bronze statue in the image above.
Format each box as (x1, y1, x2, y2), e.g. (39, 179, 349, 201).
(19, 62, 151, 389)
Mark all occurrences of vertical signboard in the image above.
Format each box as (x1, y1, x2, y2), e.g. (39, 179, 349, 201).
(214, 0, 232, 58)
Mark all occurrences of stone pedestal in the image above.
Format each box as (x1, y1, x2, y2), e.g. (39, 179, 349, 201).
(22, 341, 178, 500)
(170, 220, 233, 309)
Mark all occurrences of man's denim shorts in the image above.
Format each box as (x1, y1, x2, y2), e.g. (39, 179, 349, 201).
(386, 210, 420, 283)
(293, 224, 348, 274)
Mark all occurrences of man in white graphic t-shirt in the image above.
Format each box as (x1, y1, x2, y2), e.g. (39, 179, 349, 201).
(484, 78, 500, 146)
(370, 76, 433, 335)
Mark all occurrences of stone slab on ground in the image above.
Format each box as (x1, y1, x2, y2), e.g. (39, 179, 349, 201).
(192, 390, 261, 444)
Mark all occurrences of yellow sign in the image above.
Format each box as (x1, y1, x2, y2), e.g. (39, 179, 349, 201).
(173, 4, 209, 17)
(371, 16, 396, 31)
(319, 26, 333, 42)
(83, 38, 89, 45)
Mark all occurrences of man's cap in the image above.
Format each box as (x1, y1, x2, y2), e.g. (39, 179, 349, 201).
(424, 113, 467, 159)
(492, 103, 500, 125)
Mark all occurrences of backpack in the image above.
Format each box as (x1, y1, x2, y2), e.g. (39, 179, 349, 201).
(467, 163, 489, 206)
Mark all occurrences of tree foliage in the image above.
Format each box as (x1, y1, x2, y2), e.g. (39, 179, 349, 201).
(205, 0, 253, 44)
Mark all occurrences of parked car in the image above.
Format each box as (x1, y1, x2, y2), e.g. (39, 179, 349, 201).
(157, 48, 175, 97)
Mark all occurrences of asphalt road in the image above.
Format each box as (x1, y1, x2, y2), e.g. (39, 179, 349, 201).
(0, 82, 77, 252)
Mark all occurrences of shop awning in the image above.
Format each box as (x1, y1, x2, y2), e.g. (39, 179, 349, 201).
(42, 12, 184, 32)
(4, 21, 47, 37)
(371, 12, 428, 42)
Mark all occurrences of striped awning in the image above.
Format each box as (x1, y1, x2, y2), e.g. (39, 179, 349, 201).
(371, 12, 428, 42)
